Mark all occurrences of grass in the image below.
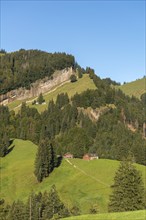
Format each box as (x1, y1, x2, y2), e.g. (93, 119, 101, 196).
(61, 210, 146, 220)
(116, 78, 145, 99)
(0, 139, 37, 202)
(7, 99, 22, 111)
(8, 74, 96, 113)
(6, 75, 146, 112)
(0, 139, 146, 214)
(0, 53, 5, 56)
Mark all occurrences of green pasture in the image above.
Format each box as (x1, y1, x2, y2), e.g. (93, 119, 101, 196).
(61, 210, 146, 220)
(0, 139, 145, 214)
(117, 78, 145, 99)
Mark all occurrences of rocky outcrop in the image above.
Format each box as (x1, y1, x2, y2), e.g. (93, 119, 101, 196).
(78, 106, 112, 122)
(0, 67, 74, 105)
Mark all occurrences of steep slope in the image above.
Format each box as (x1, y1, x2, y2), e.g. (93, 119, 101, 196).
(116, 78, 145, 99)
(0, 49, 75, 95)
(1, 67, 74, 105)
(8, 74, 96, 112)
(1, 139, 145, 214)
(0, 139, 37, 202)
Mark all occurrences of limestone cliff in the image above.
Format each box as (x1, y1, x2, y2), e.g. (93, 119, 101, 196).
(0, 67, 74, 105)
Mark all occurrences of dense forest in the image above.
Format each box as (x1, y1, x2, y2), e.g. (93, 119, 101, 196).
(0, 185, 71, 220)
(0, 51, 146, 219)
(0, 70, 145, 167)
(0, 49, 75, 94)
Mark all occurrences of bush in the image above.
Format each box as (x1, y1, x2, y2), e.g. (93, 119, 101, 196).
(37, 93, 45, 104)
(70, 74, 77, 83)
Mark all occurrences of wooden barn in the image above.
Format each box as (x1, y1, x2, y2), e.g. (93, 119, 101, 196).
(83, 153, 98, 161)
(83, 154, 91, 161)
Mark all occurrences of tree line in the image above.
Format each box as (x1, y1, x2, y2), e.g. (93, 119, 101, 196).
(0, 185, 72, 220)
(0, 68, 146, 178)
(0, 68, 146, 218)
(0, 88, 146, 168)
(0, 49, 75, 94)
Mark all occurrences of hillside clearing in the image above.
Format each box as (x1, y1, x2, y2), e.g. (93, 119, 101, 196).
(0, 139, 145, 214)
(116, 78, 145, 99)
(8, 74, 96, 113)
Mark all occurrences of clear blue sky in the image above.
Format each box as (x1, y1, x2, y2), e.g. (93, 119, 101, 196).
(1, 0, 145, 83)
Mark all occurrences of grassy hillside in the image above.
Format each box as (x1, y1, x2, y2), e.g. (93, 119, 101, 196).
(117, 78, 145, 99)
(61, 210, 146, 220)
(8, 74, 96, 113)
(0, 139, 145, 214)
(0, 139, 37, 202)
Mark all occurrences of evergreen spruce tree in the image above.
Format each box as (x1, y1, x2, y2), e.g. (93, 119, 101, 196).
(0, 203, 10, 220)
(108, 159, 145, 212)
(34, 139, 55, 182)
(0, 106, 10, 157)
(37, 93, 45, 104)
(0, 129, 10, 157)
(77, 67, 83, 78)
(8, 200, 26, 220)
(56, 93, 69, 109)
(25, 192, 42, 220)
(70, 74, 77, 83)
(42, 185, 69, 219)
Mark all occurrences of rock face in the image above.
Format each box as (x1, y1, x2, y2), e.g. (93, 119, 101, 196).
(78, 106, 110, 122)
(0, 67, 74, 105)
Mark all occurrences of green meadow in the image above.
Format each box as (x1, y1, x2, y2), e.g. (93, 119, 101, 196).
(0, 139, 145, 214)
(117, 78, 145, 99)
(61, 210, 146, 220)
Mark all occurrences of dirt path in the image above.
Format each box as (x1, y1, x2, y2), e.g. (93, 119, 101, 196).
(65, 159, 110, 187)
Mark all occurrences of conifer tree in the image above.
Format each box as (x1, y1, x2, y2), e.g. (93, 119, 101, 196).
(37, 93, 45, 104)
(8, 200, 26, 220)
(25, 192, 43, 220)
(42, 185, 70, 219)
(70, 74, 77, 83)
(108, 159, 145, 212)
(34, 139, 56, 182)
(0, 203, 10, 220)
(0, 106, 10, 157)
(0, 127, 10, 157)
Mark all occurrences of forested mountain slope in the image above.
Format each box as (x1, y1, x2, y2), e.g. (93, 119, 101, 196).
(0, 49, 75, 94)
(0, 50, 146, 219)
(0, 68, 146, 165)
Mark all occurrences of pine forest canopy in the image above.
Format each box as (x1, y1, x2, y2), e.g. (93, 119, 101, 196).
(0, 50, 146, 218)
(0, 70, 146, 166)
(0, 50, 146, 166)
(1, 185, 70, 220)
(0, 49, 75, 94)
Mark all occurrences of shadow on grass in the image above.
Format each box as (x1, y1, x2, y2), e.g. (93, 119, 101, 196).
(7, 145, 15, 155)
(56, 155, 63, 167)
(9, 139, 14, 146)
(6, 140, 15, 155)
